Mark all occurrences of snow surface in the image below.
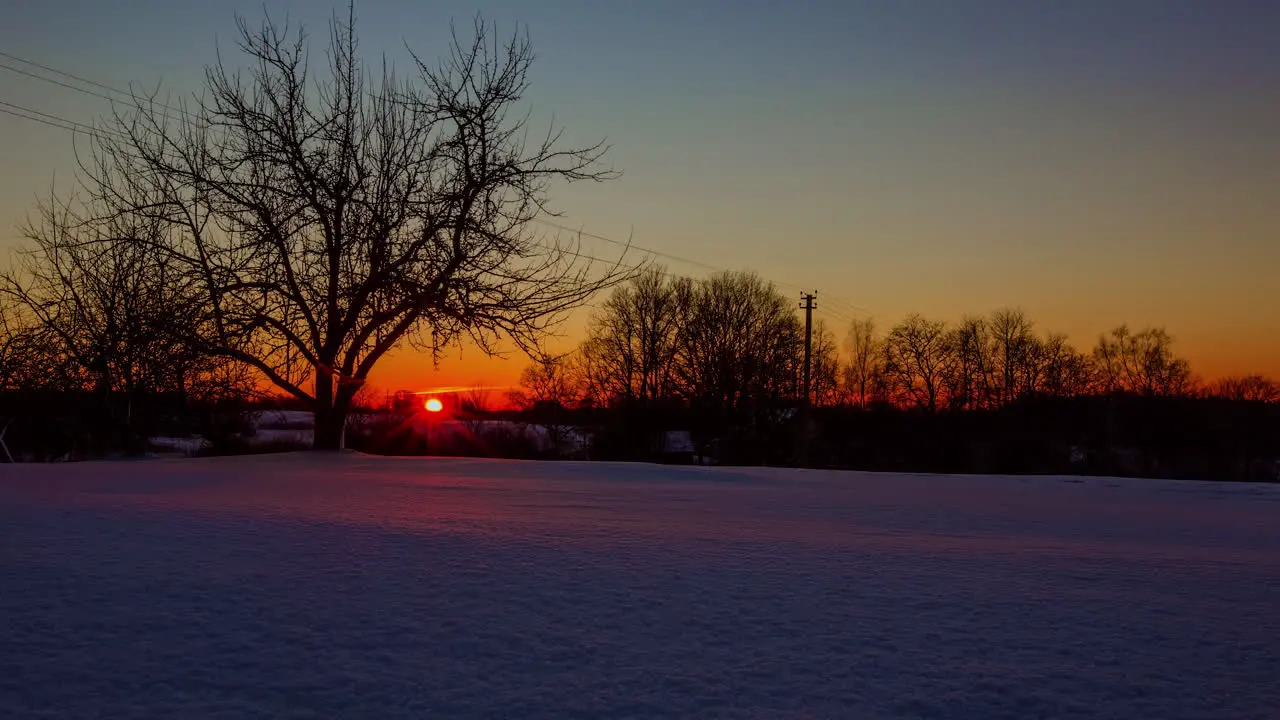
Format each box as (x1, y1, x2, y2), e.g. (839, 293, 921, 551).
(254, 410, 316, 429)
(2, 455, 1278, 719)
(146, 435, 210, 455)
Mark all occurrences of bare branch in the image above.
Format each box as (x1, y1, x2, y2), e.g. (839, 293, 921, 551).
(27, 9, 634, 448)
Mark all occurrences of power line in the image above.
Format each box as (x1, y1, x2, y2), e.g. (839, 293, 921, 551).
(534, 218, 722, 274)
(2, 50, 875, 322)
(0, 57, 191, 126)
(0, 61, 121, 104)
(0, 50, 148, 104)
(0, 100, 119, 139)
(4, 96, 864, 323)
(528, 239, 637, 270)
(0, 105, 81, 133)
(0, 101, 635, 274)
(536, 217, 875, 319)
(813, 296, 867, 320)
(820, 305, 858, 325)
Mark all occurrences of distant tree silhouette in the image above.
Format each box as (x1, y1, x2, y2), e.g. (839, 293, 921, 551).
(575, 269, 803, 414)
(944, 312, 1101, 407)
(578, 267, 680, 407)
(841, 317, 884, 409)
(946, 315, 993, 410)
(883, 314, 953, 412)
(1, 204, 238, 405)
(0, 296, 34, 391)
(1038, 333, 1094, 398)
(504, 279, 1278, 474)
(511, 355, 579, 410)
(1206, 375, 1279, 403)
(808, 320, 841, 407)
(988, 308, 1040, 403)
(1092, 326, 1194, 396)
(43, 7, 630, 449)
(672, 271, 802, 411)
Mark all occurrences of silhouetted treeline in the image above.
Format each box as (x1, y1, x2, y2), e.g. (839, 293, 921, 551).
(0, 389, 255, 461)
(3, 256, 1278, 479)
(501, 267, 1279, 480)
(809, 396, 1280, 482)
(0, 256, 257, 460)
(483, 396, 1274, 482)
(511, 267, 1277, 414)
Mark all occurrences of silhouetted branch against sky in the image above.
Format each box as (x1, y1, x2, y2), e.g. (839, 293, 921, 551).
(34, 5, 635, 448)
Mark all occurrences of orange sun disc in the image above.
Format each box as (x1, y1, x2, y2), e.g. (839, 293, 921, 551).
(424, 398, 444, 413)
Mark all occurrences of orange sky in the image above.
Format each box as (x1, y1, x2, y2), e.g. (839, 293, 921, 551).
(368, 324, 586, 401)
(366, 299, 1279, 399)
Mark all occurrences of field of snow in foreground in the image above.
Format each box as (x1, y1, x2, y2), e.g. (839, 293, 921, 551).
(2, 456, 1278, 719)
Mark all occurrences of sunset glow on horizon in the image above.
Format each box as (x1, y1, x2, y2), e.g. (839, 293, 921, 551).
(4, 7, 1279, 711)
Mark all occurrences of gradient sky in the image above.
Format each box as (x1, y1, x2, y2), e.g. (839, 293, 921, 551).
(3, 0, 1278, 394)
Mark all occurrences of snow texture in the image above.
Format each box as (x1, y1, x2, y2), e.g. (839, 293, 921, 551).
(2, 455, 1278, 719)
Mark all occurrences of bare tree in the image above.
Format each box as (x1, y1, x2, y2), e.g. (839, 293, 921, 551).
(577, 267, 680, 407)
(808, 319, 841, 407)
(1206, 374, 1278, 403)
(58, 8, 629, 448)
(1038, 333, 1095, 398)
(945, 315, 993, 410)
(841, 317, 883, 409)
(2, 198, 231, 404)
(988, 308, 1039, 403)
(1092, 325, 1194, 396)
(511, 355, 579, 410)
(0, 295, 49, 391)
(510, 354, 584, 457)
(883, 314, 953, 412)
(459, 385, 494, 415)
(673, 271, 802, 411)
(574, 338, 617, 409)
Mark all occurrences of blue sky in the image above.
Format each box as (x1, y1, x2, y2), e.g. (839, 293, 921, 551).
(3, 0, 1278, 388)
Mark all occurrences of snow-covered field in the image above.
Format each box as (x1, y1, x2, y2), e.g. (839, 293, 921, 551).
(2, 456, 1278, 719)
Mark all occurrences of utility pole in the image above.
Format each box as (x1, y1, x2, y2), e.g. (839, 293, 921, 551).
(800, 292, 817, 467)
(801, 293, 816, 404)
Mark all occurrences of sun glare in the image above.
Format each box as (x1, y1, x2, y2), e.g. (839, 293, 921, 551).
(424, 397, 444, 413)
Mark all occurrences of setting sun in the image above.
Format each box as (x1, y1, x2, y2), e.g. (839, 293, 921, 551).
(424, 398, 444, 413)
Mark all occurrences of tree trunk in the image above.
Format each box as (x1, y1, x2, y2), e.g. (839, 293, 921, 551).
(312, 368, 346, 451)
(313, 404, 347, 451)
